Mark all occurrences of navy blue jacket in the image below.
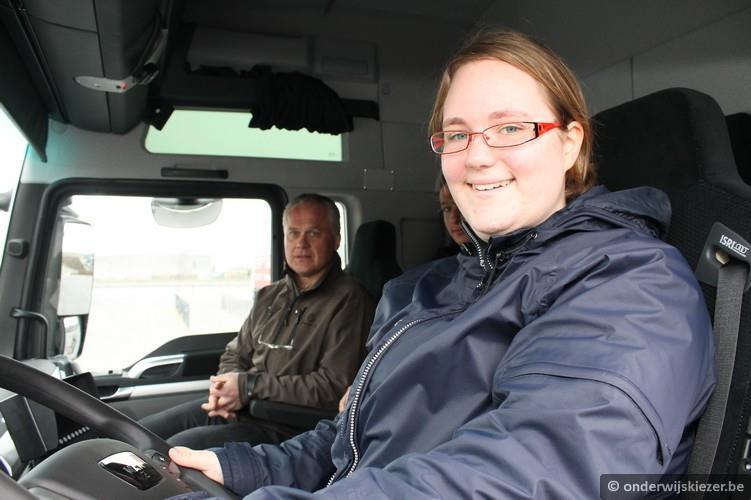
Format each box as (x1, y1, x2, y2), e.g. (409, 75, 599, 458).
(210, 186, 715, 499)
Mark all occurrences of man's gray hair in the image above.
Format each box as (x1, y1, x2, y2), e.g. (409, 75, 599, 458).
(283, 193, 341, 235)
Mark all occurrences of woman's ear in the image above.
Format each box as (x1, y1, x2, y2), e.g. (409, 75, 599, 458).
(562, 121, 584, 171)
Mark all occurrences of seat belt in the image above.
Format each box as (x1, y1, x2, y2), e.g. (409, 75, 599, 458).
(686, 221, 751, 499)
(687, 260, 746, 481)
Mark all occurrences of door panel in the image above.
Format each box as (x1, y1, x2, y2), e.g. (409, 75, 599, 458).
(20, 183, 285, 420)
(92, 332, 234, 419)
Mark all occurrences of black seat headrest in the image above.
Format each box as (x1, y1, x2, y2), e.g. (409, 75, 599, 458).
(726, 112, 751, 185)
(345, 220, 403, 302)
(593, 88, 747, 200)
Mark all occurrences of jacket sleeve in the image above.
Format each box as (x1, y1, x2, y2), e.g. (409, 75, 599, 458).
(251, 287, 374, 409)
(214, 418, 340, 496)
(241, 245, 715, 499)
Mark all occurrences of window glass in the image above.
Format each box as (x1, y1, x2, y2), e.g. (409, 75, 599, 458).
(145, 109, 342, 162)
(335, 201, 348, 267)
(0, 107, 27, 267)
(60, 195, 272, 374)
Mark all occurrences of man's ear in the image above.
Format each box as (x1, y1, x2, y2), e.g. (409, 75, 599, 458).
(335, 233, 341, 250)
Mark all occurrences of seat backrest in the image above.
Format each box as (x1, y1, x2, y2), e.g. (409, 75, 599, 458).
(592, 88, 751, 484)
(726, 113, 751, 185)
(345, 220, 403, 302)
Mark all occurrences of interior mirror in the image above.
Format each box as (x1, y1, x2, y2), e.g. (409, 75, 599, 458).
(57, 220, 95, 317)
(151, 198, 223, 228)
(62, 316, 85, 359)
(0, 190, 11, 212)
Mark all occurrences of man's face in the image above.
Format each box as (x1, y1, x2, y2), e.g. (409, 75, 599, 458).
(283, 202, 340, 285)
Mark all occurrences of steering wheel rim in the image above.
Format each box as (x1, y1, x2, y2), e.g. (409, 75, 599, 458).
(0, 354, 236, 499)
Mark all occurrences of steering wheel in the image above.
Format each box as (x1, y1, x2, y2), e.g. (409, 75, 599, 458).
(0, 354, 237, 499)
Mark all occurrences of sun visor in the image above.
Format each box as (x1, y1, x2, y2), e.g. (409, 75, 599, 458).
(0, 5, 47, 161)
(149, 24, 379, 134)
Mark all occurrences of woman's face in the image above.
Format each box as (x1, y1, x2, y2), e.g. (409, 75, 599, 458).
(440, 59, 583, 240)
(439, 184, 469, 246)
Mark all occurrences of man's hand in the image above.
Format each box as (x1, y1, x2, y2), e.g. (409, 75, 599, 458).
(169, 447, 224, 485)
(338, 385, 351, 413)
(201, 373, 243, 419)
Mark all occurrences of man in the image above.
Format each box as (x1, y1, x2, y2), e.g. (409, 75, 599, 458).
(141, 193, 374, 449)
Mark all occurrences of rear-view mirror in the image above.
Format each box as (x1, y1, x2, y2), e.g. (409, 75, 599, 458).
(151, 198, 223, 228)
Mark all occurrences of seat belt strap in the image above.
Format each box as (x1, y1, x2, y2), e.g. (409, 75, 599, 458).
(687, 260, 747, 487)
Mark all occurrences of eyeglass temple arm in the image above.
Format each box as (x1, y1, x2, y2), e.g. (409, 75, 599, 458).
(536, 122, 561, 135)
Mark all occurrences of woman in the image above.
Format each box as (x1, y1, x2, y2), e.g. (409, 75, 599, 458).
(433, 176, 472, 259)
(170, 30, 715, 499)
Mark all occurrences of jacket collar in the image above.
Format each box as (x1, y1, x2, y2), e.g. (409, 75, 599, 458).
(460, 219, 538, 273)
(458, 185, 670, 273)
(285, 253, 343, 296)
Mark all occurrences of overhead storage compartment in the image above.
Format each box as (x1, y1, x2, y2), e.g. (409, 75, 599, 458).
(1, 0, 165, 135)
(0, 0, 381, 157)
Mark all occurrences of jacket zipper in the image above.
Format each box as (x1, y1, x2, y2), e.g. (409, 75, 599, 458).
(327, 232, 537, 485)
(464, 226, 488, 273)
(327, 317, 425, 486)
(477, 231, 538, 295)
(477, 251, 507, 295)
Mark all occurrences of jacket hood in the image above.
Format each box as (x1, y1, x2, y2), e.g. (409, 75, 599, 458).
(558, 185, 671, 239)
(485, 185, 670, 250)
(457, 185, 671, 273)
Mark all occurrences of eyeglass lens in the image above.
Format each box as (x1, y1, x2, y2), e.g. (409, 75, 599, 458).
(431, 122, 546, 154)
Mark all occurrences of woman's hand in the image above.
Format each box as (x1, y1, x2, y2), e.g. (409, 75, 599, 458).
(169, 446, 224, 485)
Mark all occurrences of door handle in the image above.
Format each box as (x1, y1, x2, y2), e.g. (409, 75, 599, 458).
(100, 386, 133, 402)
(125, 354, 185, 379)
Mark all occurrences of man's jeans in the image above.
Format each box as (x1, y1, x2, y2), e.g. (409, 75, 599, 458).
(139, 397, 291, 449)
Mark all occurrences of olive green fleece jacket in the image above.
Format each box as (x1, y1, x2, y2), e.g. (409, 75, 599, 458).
(218, 260, 375, 411)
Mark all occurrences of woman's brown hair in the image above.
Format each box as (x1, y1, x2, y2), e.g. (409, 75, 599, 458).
(429, 30, 596, 200)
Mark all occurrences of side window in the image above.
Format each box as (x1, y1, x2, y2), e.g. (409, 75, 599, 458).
(0, 108, 27, 267)
(335, 201, 348, 267)
(49, 195, 273, 374)
(144, 109, 343, 162)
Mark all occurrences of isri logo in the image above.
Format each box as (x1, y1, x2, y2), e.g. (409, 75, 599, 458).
(720, 234, 749, 257)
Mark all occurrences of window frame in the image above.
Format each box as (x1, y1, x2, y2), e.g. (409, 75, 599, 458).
(19, 179, 287, 360)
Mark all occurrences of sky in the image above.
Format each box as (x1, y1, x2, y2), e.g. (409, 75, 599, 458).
(69, 195, 272, 269)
